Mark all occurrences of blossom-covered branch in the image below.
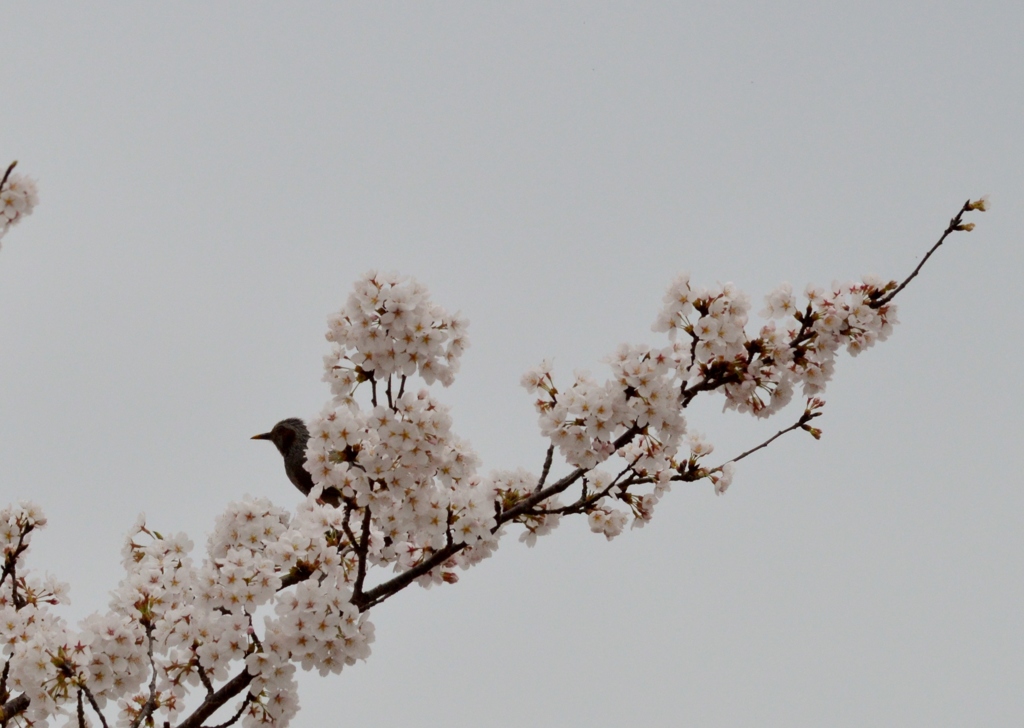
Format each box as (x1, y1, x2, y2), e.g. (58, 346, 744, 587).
(0, 187, 987, 727)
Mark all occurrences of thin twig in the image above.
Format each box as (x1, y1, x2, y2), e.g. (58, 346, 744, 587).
(717, 410, 822, 470)
(0, 161, 16, 194)
(81, 684, 111, 728)
(247, 613, 263, 653)
(340, 503, 359, 549)
(536, 445, 555, 490)
(875, 200, 972, 307)
(196, 657, 215, 697)
(130, 624, 159, 728)
(1, 525, 34, 609)
(535, 455, 641, 516)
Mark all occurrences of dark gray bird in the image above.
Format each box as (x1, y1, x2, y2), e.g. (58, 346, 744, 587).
(252, 418, 342, 507)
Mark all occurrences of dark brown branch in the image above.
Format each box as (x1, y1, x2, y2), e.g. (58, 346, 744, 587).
(205, 693, 251, 728)
(81, 684, 111, 728)
(680, 370, 733, 409)
(352, 507, 373, 600)
(0, 659, 9, 705)
(536, 445, 555, 490)
(340, 503, 359, 549)
(0, 161, 16, 194)
(173, 669, 254, 728)
(0, 694, 30, 726)
(356, 541, 463, 611)
(533, 455, 641, 516)
(687, 328, 699, 376)
(247, 615, 263, 656)
(1, 524, 34, 609)
(196, 658, 215, 697)
(501, 425, 641, 523)
(0, 527, 30, 581)
(357, 468, 586, 609)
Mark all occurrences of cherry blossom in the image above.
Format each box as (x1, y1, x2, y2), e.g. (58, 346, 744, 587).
(0, 162, 38, 246)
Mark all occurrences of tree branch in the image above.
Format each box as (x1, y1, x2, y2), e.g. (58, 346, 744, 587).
(0, 694, 29, 726)
(205, 692, 251, 728)
(129, 624, 159, 728)
(0, 161, 16, 194)
(531, 456, 641, 516)
(81, 684, 111, 728)
(0, 660, 9, 705)
(536, 445, 555, 490)
(875, 200, 973, 307)
(352, 506, 373, 600)
(720, 408, 823, 468)
(356, 425, 642, 610)
(1, 525, 34, 609)
(196, 657, 215, 697)
(173, 669, 254, 728)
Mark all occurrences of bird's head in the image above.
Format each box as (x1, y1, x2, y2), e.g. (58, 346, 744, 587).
(251, 418, 308, 457)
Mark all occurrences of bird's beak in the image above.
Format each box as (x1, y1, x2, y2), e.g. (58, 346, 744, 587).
(251, 432, 273, 441)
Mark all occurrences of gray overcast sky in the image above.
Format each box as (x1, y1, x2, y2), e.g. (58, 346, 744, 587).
(2, 3, 1022, 726)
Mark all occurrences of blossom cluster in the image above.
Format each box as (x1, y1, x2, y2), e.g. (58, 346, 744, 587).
(1, 502, 75, 725)
(514, 270, 904, 535)
(309, 274, 499, 585)
(0, 168, 38, 246)
(716, 276, 898, 417)
(650, 272, 897, 418)
(322, 270, 468, 395)
(521, 342, 692, 474)
(1, 500, 375, 728)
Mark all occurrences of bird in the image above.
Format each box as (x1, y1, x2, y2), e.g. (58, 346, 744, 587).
(252, 418, 342, 507)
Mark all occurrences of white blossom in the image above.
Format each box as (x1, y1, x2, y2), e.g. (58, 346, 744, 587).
(0, 172, 38, 243)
